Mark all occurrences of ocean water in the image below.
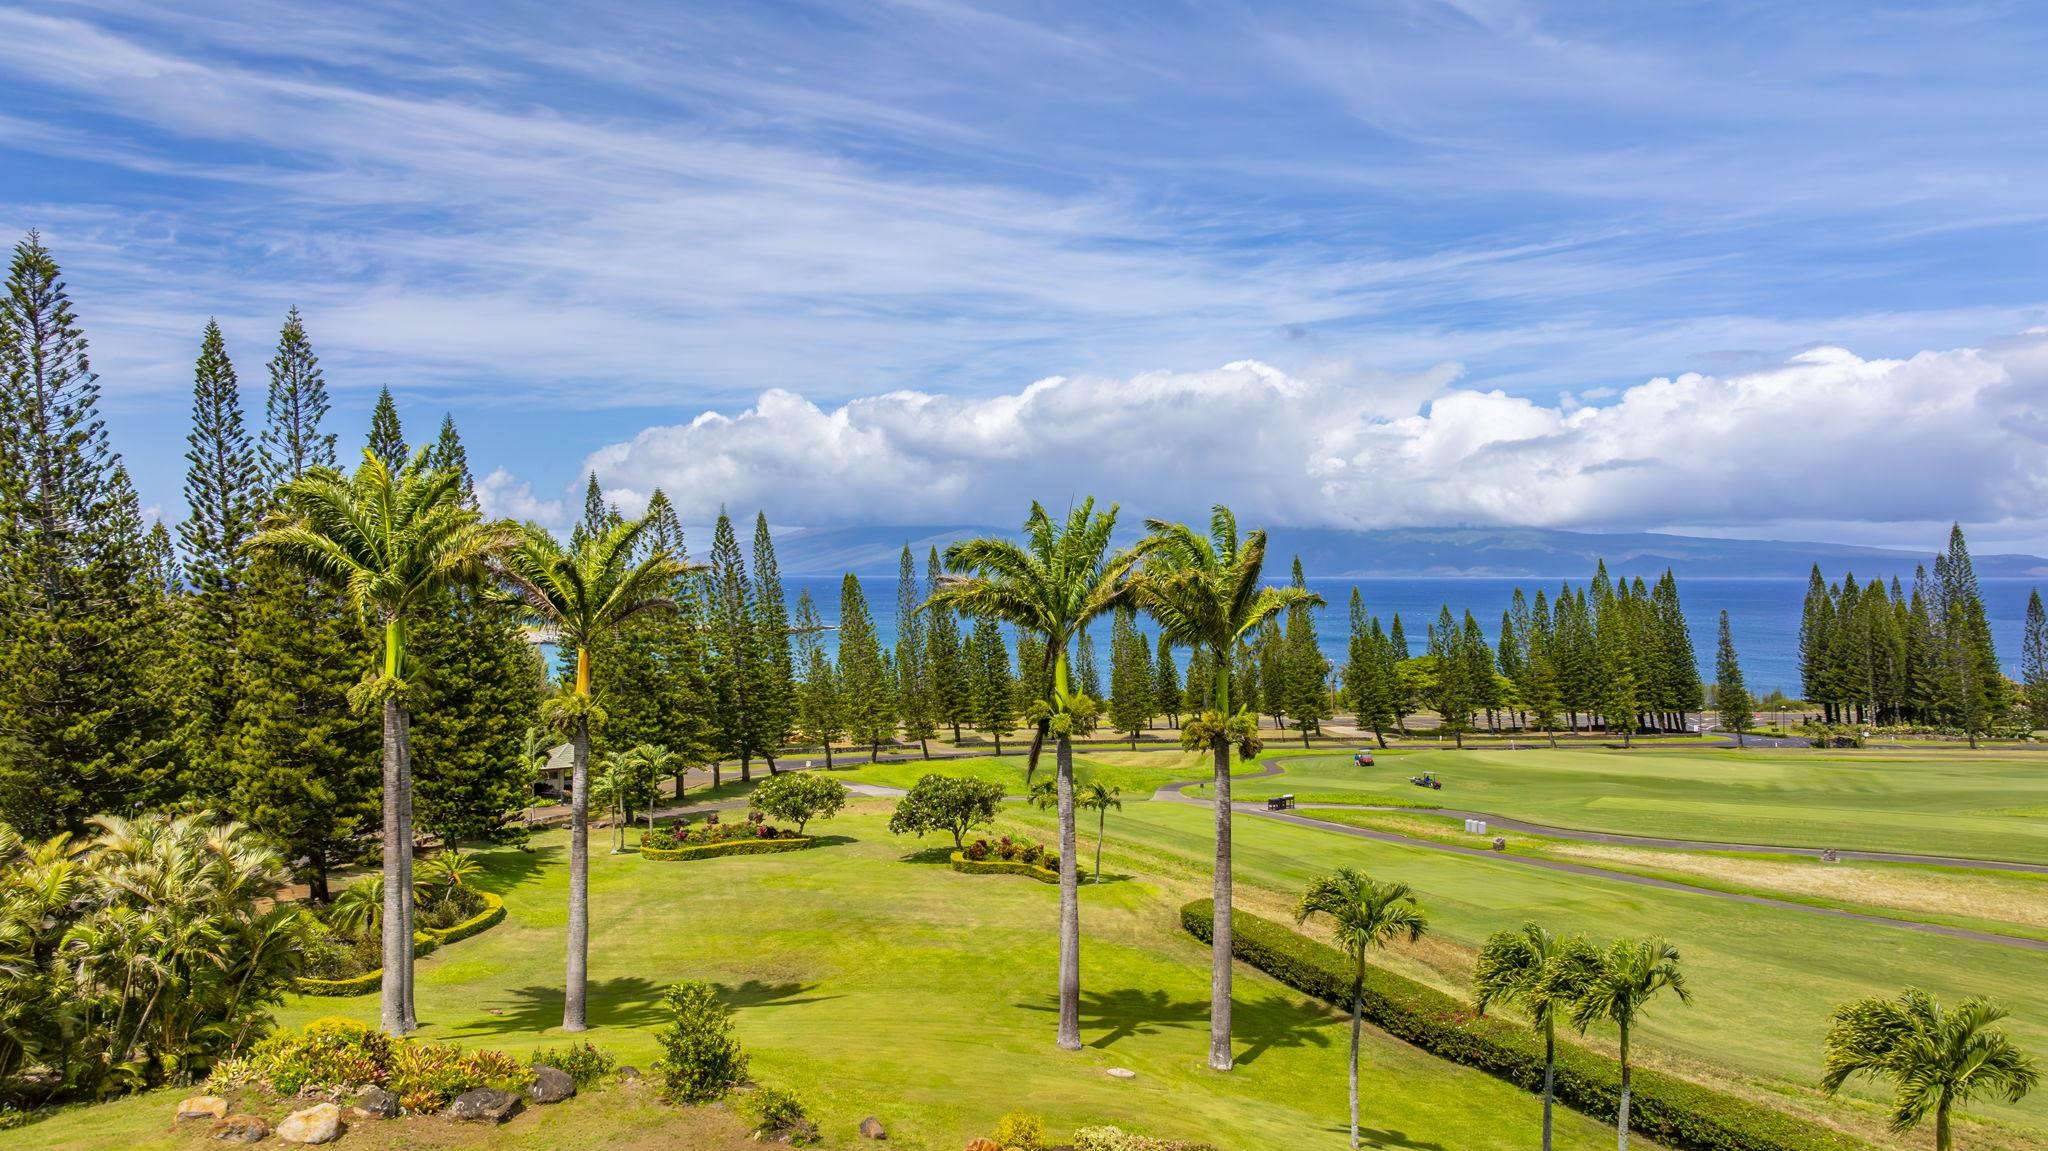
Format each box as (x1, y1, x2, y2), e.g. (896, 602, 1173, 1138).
(775, 575, 2048, 697)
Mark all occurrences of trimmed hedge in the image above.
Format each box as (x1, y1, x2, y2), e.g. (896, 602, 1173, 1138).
(642, 836, 814, 862)
(950, 851, 1060, 884)
(296, 892, 506, 997)
(1181, 901, 1867, 1151)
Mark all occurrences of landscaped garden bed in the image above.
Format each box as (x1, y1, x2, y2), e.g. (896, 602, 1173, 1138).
(950, 836, 1061, 883)
(640, 811, 813, 860)
(296, 859, 508, 996)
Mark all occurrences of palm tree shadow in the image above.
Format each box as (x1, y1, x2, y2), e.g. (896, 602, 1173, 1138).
(804, 834, 856, 849)
(443, 975, 668, 1039)
(1233, 991, 1338, 1066)
(1018, 987, 1207, 1049)
(898, 846, 957, 865)
(1353, 1128, 1447, 1151)
(476, 843, 562, 892)
(710, 979, 839, 1010)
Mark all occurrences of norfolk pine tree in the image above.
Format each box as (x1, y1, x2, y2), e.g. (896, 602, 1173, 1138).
(1715, 610, 1753, 746)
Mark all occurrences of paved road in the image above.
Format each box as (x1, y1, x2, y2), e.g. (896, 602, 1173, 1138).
(1155, 760, 2048, 954)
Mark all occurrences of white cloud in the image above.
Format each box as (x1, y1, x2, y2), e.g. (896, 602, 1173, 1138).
(476, 468, 563, 527)
(569, 333, 2048, 535)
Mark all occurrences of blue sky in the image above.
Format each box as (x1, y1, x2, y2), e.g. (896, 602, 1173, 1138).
(5, 2, 2048, 547)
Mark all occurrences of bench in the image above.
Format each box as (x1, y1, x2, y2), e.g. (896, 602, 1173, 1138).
(1266, 795, 1295, 811)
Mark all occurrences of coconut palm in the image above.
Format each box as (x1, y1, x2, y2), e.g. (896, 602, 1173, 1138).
(1571, 937, 1692, 1151)
(1475, 923, 1603, 1151)
(497, 518, 693, 1032)
(925, 498, 1144, 1051)
(1078, 782, 1121, 883)
(253, 446, 509, 1035)
(1131, 505, 1321, 1070)
(1823, 989, 2037, 1151)
(1295, 869, 1427, 1150)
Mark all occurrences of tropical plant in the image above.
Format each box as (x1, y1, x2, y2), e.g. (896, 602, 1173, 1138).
(888, 774, 1004, 849)
(1078, 782, 1122, 883)
(652, 979, 748, 1104)
(748, 772, 848, 835)
(1474, 923, 1603, 1151)
(593, 747, 660, 851)
(1131, 505, 1320, 1070)
(1822, 989, 2037, 1151)
(1294, 869, 1427, 1150)
(254, 446, 509, 1035)
(925, 499, 1144, 1052)
(1571, 938, 1692, 1151)
(497, 518, 693, 1032)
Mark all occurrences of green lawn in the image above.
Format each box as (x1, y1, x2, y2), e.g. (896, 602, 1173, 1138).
(829, 750, 1267, 796)
(7, 801, 1631, 1151)
(1079, 801, 2048, 1148)
(1203, 747, 2048, 863)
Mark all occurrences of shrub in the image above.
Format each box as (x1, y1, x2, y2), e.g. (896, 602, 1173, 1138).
(641, 836, 813, 862)
(1019, 842, 1044, 865)
(738, 1084, 817, 1144)
(652, 980, 748, 1104)
(241, 1016, 392, 1094)
(964, 838, 991, 861)
(1072, 1125, 1214, 1151)
(749, 773, 849, 834)
(992, 1109, 1047, 1150)
(888, 774, 1005, 848)
(388, 1040, 532, 1112)
(1180, 901, 1868, 1151)
(949, 851, 1060, 884)
(529, 1041, 617, 1087)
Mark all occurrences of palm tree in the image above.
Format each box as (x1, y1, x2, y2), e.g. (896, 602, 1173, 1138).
(1823, 989, 2037, 1151)
(925, 498, 1143, 1051)
(1475, 923, 1603, 1151)
(1294, 869, 1427, 1150)
(497, 517, 692, 1032)
(1078, 782, 1121, 883)
(634, 743, 686, 811)
(593, 748, 658, 850)
(254, 447, 507, 1035)
(1131, 506, 1320, 1071)
(1571, 938, 1691, 1151)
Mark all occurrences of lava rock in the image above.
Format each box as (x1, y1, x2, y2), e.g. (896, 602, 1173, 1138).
(177, 1095, 229, 1121)
(350, 1085, 399, 1119)
(616, 1065, 642, 1080)
(446, 1087, 523, 1124)
(208, 1115, 269, 1143)
(275, 1102, 342, 1145)
(1105, 1067, 1138, 1080)
(858, 1115, 887, 1139)
(526, 1065, 576, 1104)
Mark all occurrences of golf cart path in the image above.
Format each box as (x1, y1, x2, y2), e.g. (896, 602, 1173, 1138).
(1155, 760, 2048, 954)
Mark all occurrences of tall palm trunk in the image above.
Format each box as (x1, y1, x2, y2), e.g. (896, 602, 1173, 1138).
(377, 614, 415, 1037)
(399, 706, 417, 1030)
(1208, 652, 1234, 1071)
(564, 648, 593, 1032)
(1348, 980, 1363, 1150)
(1094, 807, 1107, 883)
(1541, 1021, 1557, 1151)
(1055, 730, 1081, 1050)
(1617, 1025, 1632, 1151)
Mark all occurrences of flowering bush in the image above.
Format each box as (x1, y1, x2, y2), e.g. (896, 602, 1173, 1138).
(996, 836, 1018, 861)
(642, 819, 794, 851)
(223, 1019, 533, 1113)
(963, 838, 991, 861)
(388, 1040, 532, 1113)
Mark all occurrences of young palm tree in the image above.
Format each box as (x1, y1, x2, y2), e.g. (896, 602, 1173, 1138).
(1823, 989, 2038, 1151)
(1131, 505, 1320, 1071)
(1475, 923, 1603, 1151)
(1571, 938, 1692, 1151)
(1077, 782, 1122, 883)
(1295, 869, 1427, 1150)
(497, 518, 692, 1032)
(925, 498, 1143, 1051)
(254, 447, 508, 1035)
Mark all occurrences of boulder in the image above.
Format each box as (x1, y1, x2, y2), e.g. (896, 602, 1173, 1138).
(275, 1102, 342, 1145)
(1105, 1067, 1137, 1080)
(350, 1085, 399, 1119)
(616, 1065, 642, 1080)
(526, 1065, 576, 1104)
(446, 1087, 523, 1124)
(177, 1095, 229, 1121)
(858, 1115, 887, 1140)
(208, 1115, 269, 1143)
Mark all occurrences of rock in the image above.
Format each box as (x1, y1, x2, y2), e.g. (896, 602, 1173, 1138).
(526, 1065, 576, 1104)
(446, 1087, 523, 1124)
(859, 1115, 887, 1140)
(178, 1095, 230, 1120)
(616, 1064, 642, 1080)
(350, 1085, 398, 1119)
(966, 1140, 1001, 1151)
(209, 1115, 270, 1143)
(275, 1103, 342, 1145)
(1105, 1067, 1137, 1080)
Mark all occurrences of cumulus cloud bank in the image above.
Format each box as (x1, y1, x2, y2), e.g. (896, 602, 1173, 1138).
(505, 333, 2048, 536)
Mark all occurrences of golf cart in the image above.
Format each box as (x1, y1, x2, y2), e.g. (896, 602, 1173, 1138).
(1409, 772, 1442, 790)
(1353, 751, 1375, 766)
